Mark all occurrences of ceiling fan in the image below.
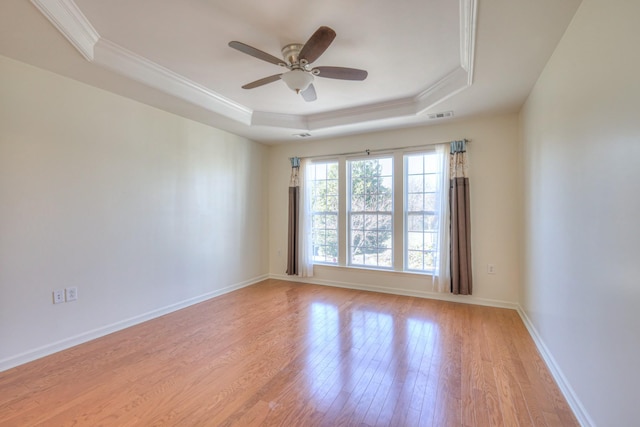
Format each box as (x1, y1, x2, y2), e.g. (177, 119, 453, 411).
(228, 26, 368, 102)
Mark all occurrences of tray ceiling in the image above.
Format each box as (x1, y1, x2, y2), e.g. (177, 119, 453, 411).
(1, 0, 582, 143)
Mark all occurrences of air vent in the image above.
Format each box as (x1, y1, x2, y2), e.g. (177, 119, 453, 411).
(294, 133, 312, 138)
(427, 111, 454, 120)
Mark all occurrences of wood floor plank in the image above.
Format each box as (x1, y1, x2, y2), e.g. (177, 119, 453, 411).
(0, 279, 579, 426)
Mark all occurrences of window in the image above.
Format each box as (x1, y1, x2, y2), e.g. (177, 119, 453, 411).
(309, 161, 339, 264)
(405, 152, 441, 272)
(348, 157, 393, 268)
(306, 148, 444, 274)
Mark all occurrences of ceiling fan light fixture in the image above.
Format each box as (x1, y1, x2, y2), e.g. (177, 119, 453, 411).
(281, 69, 314, 93)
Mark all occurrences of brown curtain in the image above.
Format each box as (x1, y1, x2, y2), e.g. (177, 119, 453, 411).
(450, 141, 472, 295)
(286, 158, 300, 275)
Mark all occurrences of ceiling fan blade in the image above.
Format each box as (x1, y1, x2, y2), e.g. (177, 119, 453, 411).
(229, 41, 285, 66)
(314, 66, 368, 81)
(242, 74, 282, 89)
(301, 84, 317, 102)
(299, 26, 336, 64)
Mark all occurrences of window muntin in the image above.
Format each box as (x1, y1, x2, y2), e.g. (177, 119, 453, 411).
(404, 152, 441, 272)
(309, 161, 339, 264)
(348, 157, 394, 268)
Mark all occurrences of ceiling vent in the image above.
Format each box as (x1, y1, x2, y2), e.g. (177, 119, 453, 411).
(427, 111, 454, 120)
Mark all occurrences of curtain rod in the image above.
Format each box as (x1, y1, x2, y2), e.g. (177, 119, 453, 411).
(293, 138, 469, 161)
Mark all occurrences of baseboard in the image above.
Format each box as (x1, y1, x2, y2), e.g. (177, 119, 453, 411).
(269, 273, 518, 310)
(0, 274, 269, 373)
(516, 306, 595, 427)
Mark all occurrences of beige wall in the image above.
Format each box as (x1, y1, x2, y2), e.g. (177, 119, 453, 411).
(520, 0, 640, 425)
(269, 114, 522, 306)
(0, 55, 269, 369)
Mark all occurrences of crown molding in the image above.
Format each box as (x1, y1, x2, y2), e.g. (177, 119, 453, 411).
(415, 66, 470, 115)
(308, 98, 417, 131)
(460, 0, 478, 83)
(32, 0, 477, 134)
(251, 112, 309, 130)
(30, 0, 99, 61)
(94, 39, 252, 124)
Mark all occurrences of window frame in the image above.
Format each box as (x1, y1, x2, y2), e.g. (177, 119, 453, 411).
(306, 148, 444, 276)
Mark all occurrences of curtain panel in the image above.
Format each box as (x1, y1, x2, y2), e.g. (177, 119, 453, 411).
(298, 159, 314, 277)
(286, 158, 300, 276)
(449, 141, 473, 295)
(432, 143, 451, 292)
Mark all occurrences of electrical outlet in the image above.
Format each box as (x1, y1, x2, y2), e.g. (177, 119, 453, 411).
(53, 290, 65, 304)
(65, 287, 78, 302)
(487, 264, 496, 274)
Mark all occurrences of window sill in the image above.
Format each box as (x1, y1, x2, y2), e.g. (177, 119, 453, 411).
(313, 263, 435, 279)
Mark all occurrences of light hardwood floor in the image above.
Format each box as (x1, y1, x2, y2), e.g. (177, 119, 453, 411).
(0, 279, 578, 426)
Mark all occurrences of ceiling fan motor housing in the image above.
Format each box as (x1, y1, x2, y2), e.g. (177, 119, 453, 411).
(281, 43, 305, 67)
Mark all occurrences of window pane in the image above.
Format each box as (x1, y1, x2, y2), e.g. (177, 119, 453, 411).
(408, 250, 423, 270)
(351, 230, 364, 250)
(312, 214, 324, 229)
(351, 253, 364, 265)
(407, 175, 423, 193)
(424, 232, 437, 250)
(424, 252, 436, 270)
(326, 214, 337, 229)
(364, 194, 377, 211)
(425, 214, 438, 231)
(351, 194, 365, 211)
(363, 213, 377, 230)
(407, 156, 423, 174)
(408, 214, 423, 232)
(408, 232, 423, 250)
(378, 214, 392, 230)
(327, 179, 338, 195)
(378, 250, 393, 268)
(408, 193, 423, 211)
(378, 193, 392, 211)
(404, 152, 443, 273)
(351, 214, 364, 230)
(309, 162, 339, 265)
(364, 253, 378, 266)
(425, 174, 437, 192)
(348, 157, 393, 269)
(379, 176, 393, 193)
(424, 155, 438, 172)
(326, 195, 338, 211)
(424, 193, 436, 211)
(364, 231, 378, 249)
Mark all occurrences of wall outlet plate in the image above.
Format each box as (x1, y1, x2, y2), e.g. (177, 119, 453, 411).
(65, 287, 78, 302)
(53, 290, 65, 304)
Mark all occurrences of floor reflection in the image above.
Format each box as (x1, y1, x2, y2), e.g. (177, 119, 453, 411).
(304, 300, 439, 421)
(305, 302, 341, 401)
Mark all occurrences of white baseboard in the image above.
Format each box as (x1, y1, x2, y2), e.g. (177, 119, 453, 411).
(269, 273, 518, 310)
(0, 274, 268, 373)
(516, 306, 595, 427)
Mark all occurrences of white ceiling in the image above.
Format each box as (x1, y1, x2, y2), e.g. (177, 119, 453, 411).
(0, 0, 582, 144)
